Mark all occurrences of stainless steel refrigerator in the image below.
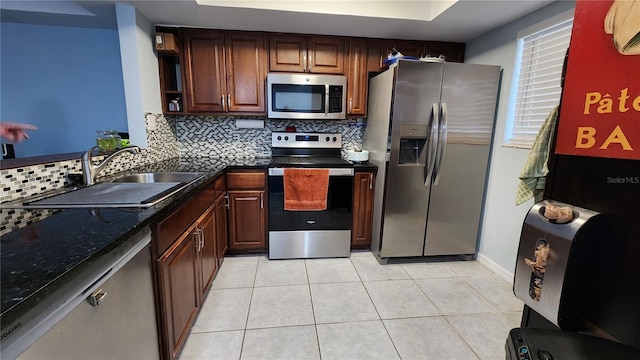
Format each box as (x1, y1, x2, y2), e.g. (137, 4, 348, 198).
(364, 60, 501, 263)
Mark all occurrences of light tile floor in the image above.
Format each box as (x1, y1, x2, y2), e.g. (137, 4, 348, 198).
(180, 251, 523, 360)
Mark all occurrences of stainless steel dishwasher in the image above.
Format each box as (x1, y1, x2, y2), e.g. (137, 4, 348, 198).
(9, 230, 159, 360)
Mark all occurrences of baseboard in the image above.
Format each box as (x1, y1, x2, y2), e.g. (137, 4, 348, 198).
(476, 252, 514, 283)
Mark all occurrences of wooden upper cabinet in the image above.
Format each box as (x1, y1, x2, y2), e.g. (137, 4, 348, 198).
(181, 29, 226, 113)
(269, 34, 345, 74)
(225, 32, 267, 113)
(181, 29, 266, 114)
(269, 34, 307, 72)
(367, 39, 383, 72)
(346, 39, 368, 116)
(307, 36, 345, 74)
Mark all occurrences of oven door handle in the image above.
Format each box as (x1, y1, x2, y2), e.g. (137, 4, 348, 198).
(268, 168, 354, 176)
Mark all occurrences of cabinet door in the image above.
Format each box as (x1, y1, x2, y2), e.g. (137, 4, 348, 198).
(181, 29, 227, 112)
(366, 39, 383, 72)
(198, 207, 217, 299)
(225, 31, 267, 113)
(228, 190, 266, 250)
(158, 230, 199, 360)
(308, 36, 345, 74)
(352, 172, 375, 247)
(269, 34, 307, 72)
(347, 39, 368, 116)
(215, 193, 229, 265)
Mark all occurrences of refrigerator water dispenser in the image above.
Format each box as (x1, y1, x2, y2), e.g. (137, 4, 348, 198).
(513, 200, 608, 330)
(397, 125, 428, 165)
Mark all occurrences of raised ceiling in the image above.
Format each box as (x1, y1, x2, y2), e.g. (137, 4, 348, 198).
(0, 0, 559, 42)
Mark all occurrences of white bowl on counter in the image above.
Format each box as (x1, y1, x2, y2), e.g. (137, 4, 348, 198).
(346, 149, 369, 163)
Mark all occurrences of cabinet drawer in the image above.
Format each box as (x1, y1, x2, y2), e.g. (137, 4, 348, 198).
(227, 171, 266, 189)
(154, 186, 215, 256)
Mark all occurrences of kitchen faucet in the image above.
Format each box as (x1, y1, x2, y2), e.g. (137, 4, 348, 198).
(81, 146, 141, 185)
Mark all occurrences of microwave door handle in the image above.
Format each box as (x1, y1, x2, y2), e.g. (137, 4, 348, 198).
(325, 84, 329, 115)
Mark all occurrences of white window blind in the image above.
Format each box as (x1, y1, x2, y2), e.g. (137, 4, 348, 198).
(506, 14, 573, 148)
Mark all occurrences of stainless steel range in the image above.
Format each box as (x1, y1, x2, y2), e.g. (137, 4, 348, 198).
(268, 132, 354, 259)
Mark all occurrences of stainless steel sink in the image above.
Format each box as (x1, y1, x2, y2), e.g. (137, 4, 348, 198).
(111, 172, 205, 184)
(11, 172, 207, 209)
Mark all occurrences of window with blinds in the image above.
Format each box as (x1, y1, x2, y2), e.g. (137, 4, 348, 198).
(505, 13, 573, 148)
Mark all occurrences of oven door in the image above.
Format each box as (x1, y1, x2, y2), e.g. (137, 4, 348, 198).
(268, 168, 353, 259)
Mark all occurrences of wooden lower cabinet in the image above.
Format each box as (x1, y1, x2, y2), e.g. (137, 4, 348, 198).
(226, 170, 267, 252)
(228, 190, 266, 250)
(352, 171, 376, 248)
(157, 228, 199, 360)
(215, 192, 229, 266)
(153, 182, 226, 360)
(197, 206, 218, 299)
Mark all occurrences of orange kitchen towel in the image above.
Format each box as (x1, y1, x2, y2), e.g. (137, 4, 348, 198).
(283, 168, 329, 211)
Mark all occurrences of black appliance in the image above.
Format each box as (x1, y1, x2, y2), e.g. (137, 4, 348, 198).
(506, 328, 640, 360)
(268, 132, 354, 259)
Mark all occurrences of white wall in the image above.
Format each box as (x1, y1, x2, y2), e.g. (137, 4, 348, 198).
(465, 0, 576, 280)
(115, 4, 163, 149)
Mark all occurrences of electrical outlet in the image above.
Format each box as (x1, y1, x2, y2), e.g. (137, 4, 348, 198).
(147, 116, 157, 131)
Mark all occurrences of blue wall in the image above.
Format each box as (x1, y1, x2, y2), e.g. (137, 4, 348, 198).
(1, 22, 127, 158)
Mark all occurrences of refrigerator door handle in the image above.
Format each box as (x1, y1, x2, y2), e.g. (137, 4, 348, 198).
(424, 103, 439, 187)
(433, 102, 448, 185)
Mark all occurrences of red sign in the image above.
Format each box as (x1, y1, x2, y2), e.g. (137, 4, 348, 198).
(555, 0, 640, 160)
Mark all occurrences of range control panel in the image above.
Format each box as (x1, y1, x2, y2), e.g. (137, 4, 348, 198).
(271, 132, 342, 148)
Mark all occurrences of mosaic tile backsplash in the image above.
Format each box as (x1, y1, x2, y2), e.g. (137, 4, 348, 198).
(0, 113, 177, 235)
(175, 116, 365, 162)
(1, 114, 365, 235)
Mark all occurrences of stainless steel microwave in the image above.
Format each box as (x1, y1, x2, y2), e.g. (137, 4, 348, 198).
(267, 73, 347, 119)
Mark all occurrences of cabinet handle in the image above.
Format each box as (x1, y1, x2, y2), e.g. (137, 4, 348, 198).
(227, 94, 231, 111)
(349, 98, 353, 113)
(194, 229, 200, 250)
(308, 53, 312, 72)
(200, 228, 205, 250)
(87, 289, 107, 307)
(369, 173, 374, 190)
(224, 195, 229, 209)
(260, 193, 264, 209)
(221, 95, 225, 112)
(303, 54, 307, 72)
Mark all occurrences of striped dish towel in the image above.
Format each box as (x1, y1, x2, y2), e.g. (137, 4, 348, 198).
(515, 106, 559, 205)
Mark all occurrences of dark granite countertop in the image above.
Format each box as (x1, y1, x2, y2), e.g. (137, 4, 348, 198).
(0, 156, 375, 333)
